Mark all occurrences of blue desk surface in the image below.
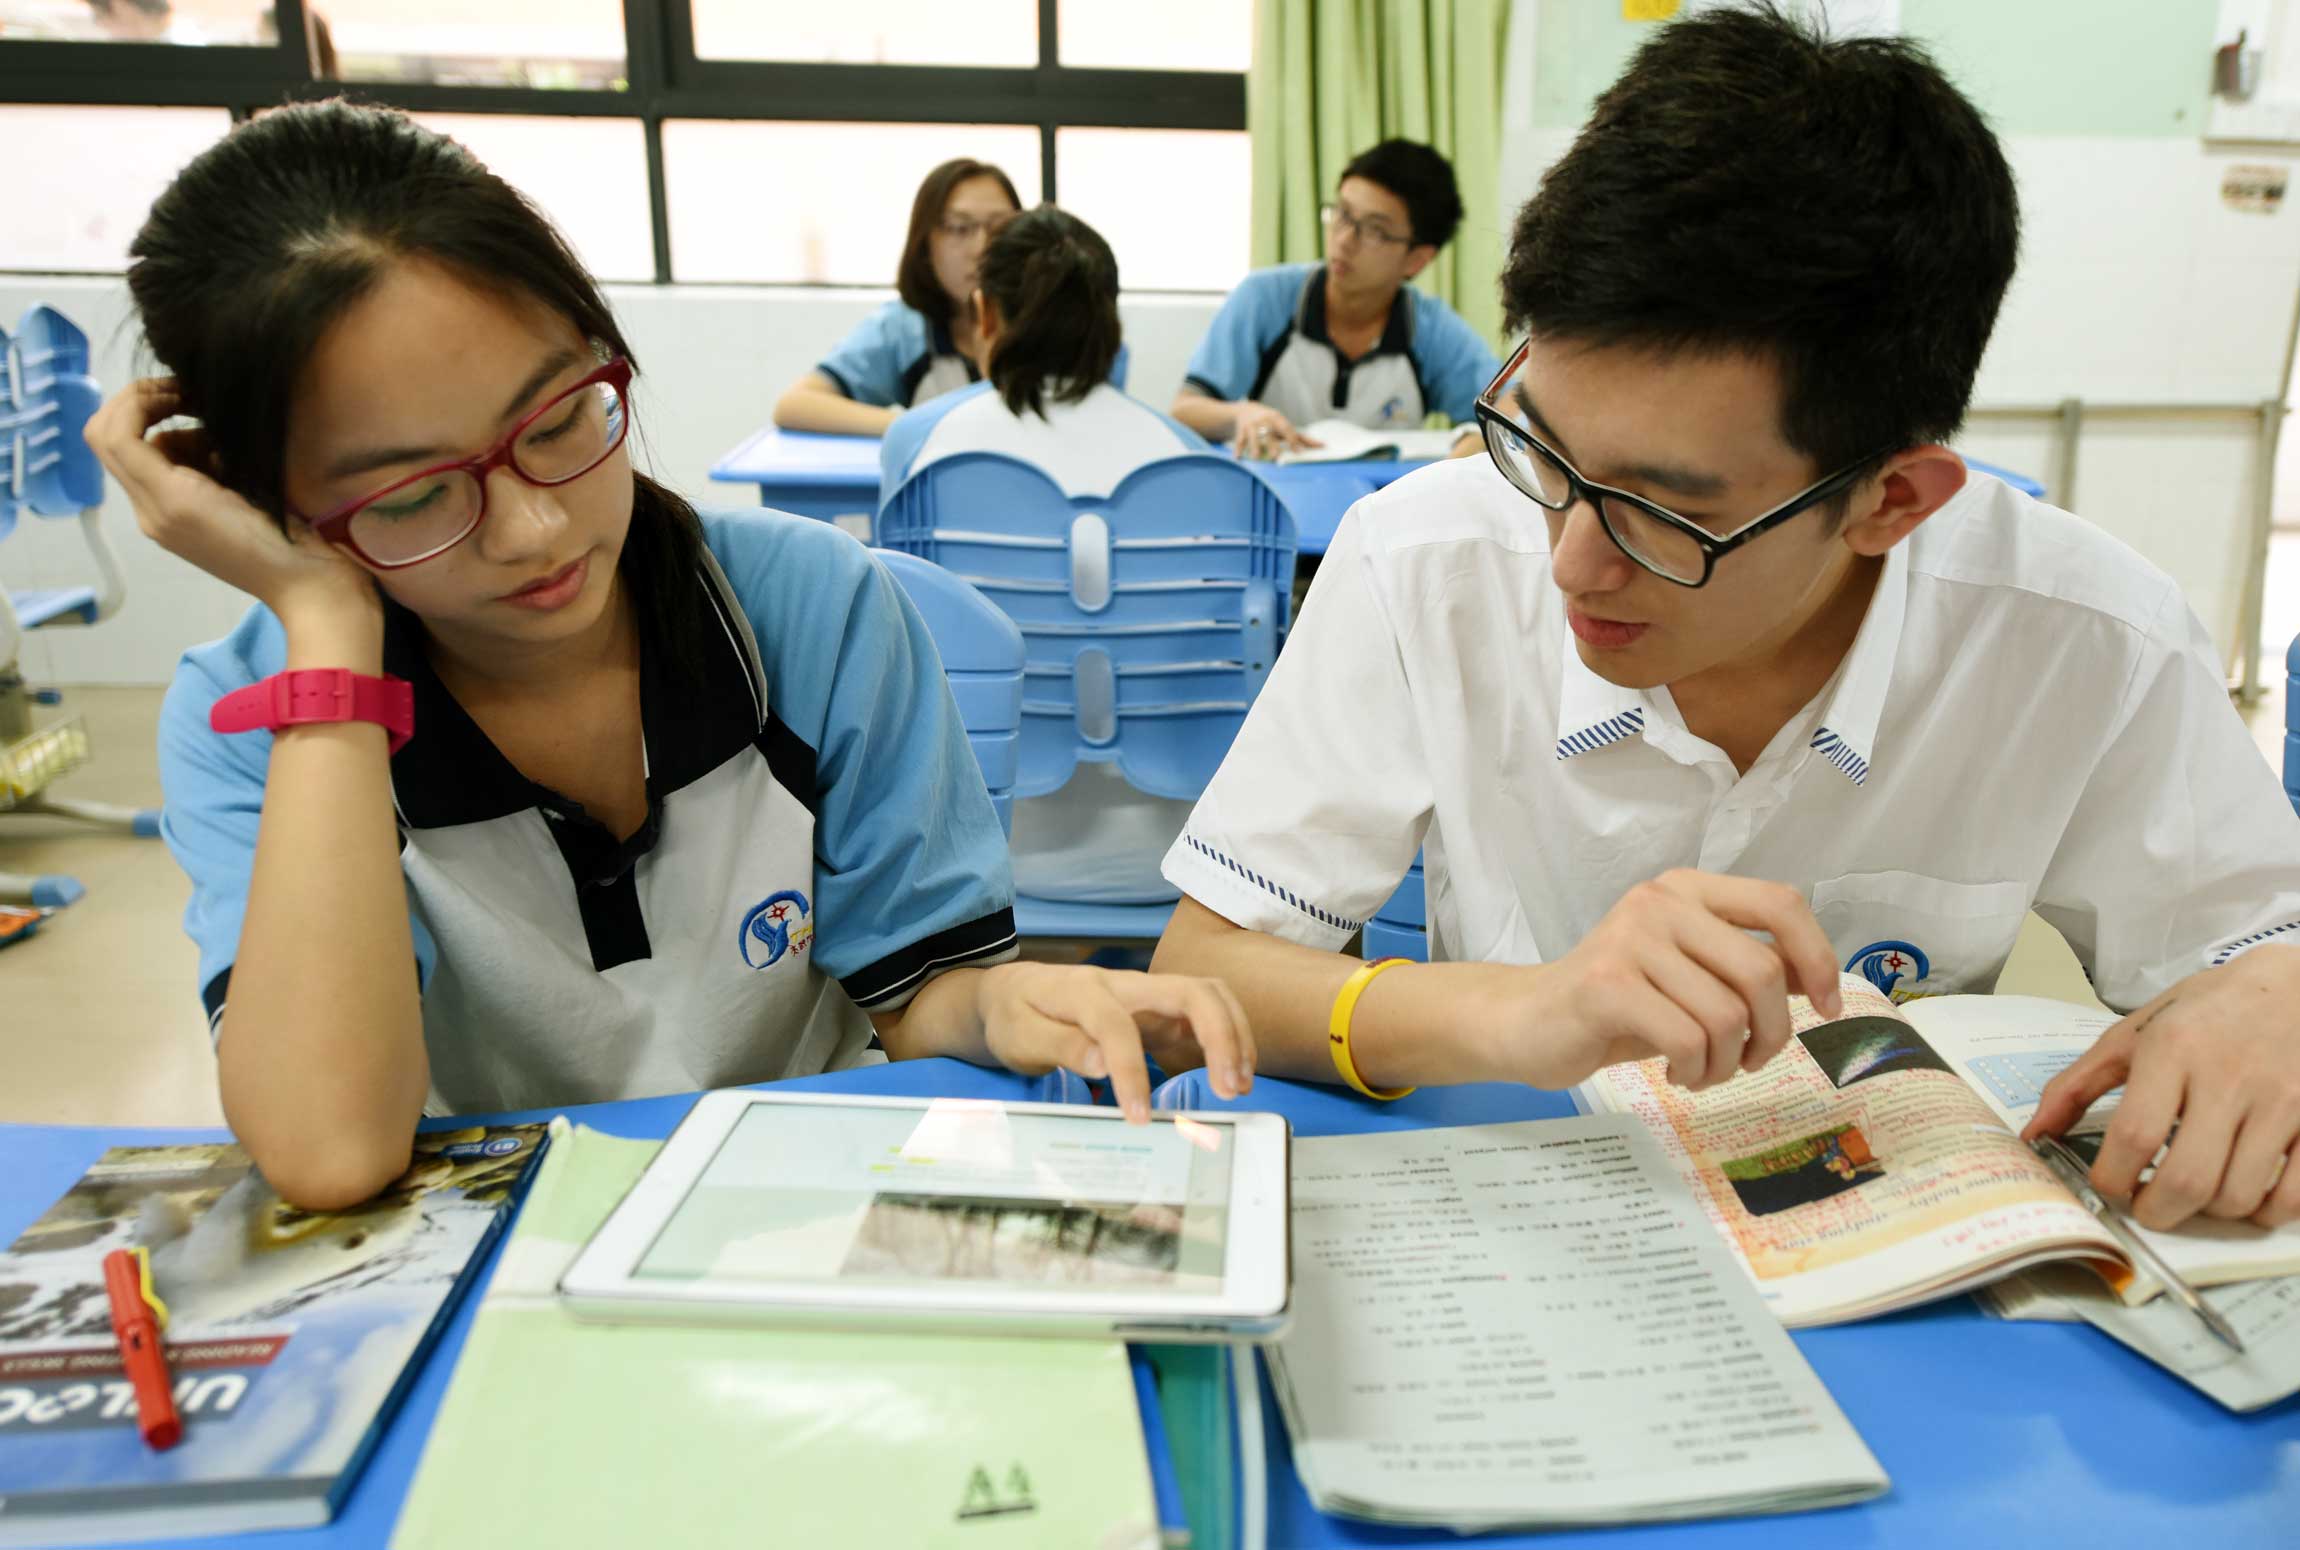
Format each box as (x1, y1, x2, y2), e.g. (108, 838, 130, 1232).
(707, 425, 2048, 562)
(6, 1061, 2287, 1548)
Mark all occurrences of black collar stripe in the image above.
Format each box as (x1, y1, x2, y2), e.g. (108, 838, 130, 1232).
(1295, 267, 1417, 358)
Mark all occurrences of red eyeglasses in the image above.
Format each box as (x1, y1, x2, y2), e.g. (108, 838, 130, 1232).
(301, 357, 633, 569)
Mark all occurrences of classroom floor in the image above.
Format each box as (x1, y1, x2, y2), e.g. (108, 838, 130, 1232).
(5, 532, 2296, 1129)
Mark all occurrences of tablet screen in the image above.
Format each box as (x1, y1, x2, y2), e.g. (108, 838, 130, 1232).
(635, 1102, 1235, 1295)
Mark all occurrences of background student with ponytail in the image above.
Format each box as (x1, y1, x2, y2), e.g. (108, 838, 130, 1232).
(86, 105, 1252, 1211)
(880, 205, 1207, 907)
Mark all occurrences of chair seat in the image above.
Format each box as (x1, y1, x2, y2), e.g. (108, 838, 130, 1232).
(1013, 895, 1177, 942)
(9, 587, 99, 629)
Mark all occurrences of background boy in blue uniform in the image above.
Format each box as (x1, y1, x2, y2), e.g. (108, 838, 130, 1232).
(1171, 138, 1499, 460)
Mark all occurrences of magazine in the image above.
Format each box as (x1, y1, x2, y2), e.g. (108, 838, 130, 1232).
(1576, 973, 2300, 1326)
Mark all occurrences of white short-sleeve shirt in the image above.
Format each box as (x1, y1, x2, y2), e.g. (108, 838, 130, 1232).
(1161, 457, 2300, 1010)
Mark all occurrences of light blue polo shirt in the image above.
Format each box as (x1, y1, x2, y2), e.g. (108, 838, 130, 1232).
(1182, 263, 1499, 430)
(820, 298, 1133, 411)
(157, 509, 1019, 1114)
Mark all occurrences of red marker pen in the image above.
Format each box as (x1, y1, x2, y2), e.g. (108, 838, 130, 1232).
(101, 1247, 183, 1450)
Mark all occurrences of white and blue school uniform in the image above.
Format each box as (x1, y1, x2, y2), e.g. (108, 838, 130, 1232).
(1167, 460, 2300, 1009)
(881, 380, 1209, 905)
(819, 298, 1132, 411)
(158, 510, 1020, 1115)
(1181, 262, 1500, 432)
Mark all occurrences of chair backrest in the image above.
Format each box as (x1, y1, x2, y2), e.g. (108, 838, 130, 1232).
(871, 547, 1026, 838)
(0, 305, 105, 544)
(877, 451, 1298, 803)
(1361, 855, 1429, 962)
(2286, 632, 2298, 819)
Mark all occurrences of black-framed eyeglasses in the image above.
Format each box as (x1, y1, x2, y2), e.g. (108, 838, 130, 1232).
(1472, 338, 1888, 588)
(1319, 203, 1413, 249)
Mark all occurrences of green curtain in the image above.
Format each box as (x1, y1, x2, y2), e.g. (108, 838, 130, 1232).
(1249, 0, 1512, 353)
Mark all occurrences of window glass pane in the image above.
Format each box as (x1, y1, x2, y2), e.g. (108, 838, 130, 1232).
(409, 115, 653, 283)
(321, 0, 625, 88)
(0, 106, 232, 272)
(1057, 0, 1248, 72)
(0, 0, 272, 45)
(1055, 128, 1247, 292)
(690, 0, 1033, 66)
(665, 121, 1040, 284)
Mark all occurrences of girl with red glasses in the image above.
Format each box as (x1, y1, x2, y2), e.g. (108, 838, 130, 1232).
(87, 102, 1250, 1211)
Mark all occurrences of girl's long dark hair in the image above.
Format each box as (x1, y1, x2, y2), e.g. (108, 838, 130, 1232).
(126, 99, 713, 682)
(977, 204, 1122, 419)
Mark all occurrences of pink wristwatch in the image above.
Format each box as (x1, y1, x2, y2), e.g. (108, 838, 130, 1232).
(209, 669, 415, 754)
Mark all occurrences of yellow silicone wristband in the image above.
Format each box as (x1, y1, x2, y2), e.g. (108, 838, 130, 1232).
(1328, 956, 1416, 1100)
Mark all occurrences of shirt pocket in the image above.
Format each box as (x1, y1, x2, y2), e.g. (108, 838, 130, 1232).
(1809, 870, 2032, 999)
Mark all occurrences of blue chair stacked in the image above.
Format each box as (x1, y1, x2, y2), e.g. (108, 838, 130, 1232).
(1361, 855, 1429, 962)
(870, 548, 1025, 838)
(879, 452, 1297, 940)
(1, 304, 156, 909)
(2286, 632, 2298, 819)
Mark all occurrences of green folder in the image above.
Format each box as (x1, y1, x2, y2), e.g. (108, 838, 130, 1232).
(392, 1121, 1162, 1549)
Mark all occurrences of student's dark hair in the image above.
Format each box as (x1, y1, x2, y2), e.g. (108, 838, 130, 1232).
(976, 205, 1122, 420)
(1500, 3, 2020, 485)
(1339, 139, 1464, 251)
(125, 99, 713, 679)
(896, 158, 1023, 326)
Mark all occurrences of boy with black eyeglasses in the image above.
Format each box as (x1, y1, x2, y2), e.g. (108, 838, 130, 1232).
(1171, 138, 1499, 459)
(1154, 6, 2300, 1234)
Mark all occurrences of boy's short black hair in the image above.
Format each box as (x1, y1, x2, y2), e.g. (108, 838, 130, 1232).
(1500, 3, 2020, 478)
(1340, 139, 1465, 251)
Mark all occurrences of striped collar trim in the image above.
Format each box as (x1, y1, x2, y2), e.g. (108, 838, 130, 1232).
(1809, 727, 1870, 785)
(1557, 706, 1648, 761)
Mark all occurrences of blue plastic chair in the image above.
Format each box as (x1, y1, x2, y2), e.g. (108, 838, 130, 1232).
(1, 305, 155, 909)
(879, 452, 1297, 940)
(1361, 855, 1429, 962)
(870, 548, 1025, 839)
(2286, 632, 2298, 819)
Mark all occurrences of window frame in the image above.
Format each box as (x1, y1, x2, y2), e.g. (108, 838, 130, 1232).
(0, 0, 1245, 285)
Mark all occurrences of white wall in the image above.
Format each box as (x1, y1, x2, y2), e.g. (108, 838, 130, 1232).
(0, 276, 1218, 685)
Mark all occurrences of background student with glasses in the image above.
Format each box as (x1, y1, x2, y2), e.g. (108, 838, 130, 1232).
(1152, 8, 2300, 1236)
(89, 104, 1253, 1213)
(771, 157, 1026, 436)
(1171, 138, 1499, 460)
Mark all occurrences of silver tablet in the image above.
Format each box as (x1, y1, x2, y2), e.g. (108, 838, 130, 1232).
(559, 1090, 1292, 1341)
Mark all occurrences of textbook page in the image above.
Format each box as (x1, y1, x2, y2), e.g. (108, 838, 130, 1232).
(1579, 975, 2119, 1325)
(1268, 1115, 1885, 1530)
(1987, 1264, 2300, 1412)
(1275, 420, 1466, 464)
(1906, 995, 2300, 1290)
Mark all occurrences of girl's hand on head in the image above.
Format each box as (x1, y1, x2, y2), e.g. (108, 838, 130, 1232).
(87, 378, 376, 622)
(976, 962, 1255, 1122)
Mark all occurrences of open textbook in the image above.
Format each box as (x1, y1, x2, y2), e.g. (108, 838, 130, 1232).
(1272, 419, 1467, 464)
(1575, 974, 2300, 1326)
(1982, 1265, 2300, 1412)
(1267, 1115, 1886, 1531)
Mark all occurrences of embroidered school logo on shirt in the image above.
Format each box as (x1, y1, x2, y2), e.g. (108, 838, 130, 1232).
(1848, 940, 1931, 1002)
(739, 889, 816, 970)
